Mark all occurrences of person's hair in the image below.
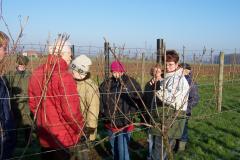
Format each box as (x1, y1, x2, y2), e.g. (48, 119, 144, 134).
(161, 50, 179, 64)
(48, 37, 71, 56)
(180, 63, 191, 70)
(150, 63, 162, 76)
(0, 31, 9, 47)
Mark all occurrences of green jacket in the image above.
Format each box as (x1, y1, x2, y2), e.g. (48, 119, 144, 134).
(6, 70, 32, 125)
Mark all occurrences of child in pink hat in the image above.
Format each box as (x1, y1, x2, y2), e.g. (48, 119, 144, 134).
(110, 60, 126, 79)
(99, 60, 143, 160)
(110, 60, 126, 72)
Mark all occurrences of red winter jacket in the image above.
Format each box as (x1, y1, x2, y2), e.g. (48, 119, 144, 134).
(28, 55, 84, 148)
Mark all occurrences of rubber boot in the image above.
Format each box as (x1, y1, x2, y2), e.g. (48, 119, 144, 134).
(178, 141, 187, 151)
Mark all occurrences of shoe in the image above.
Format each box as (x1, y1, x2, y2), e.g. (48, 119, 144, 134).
(178, 141, 187, 151)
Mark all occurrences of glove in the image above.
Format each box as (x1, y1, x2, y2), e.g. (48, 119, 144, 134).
(121, 86, 129, 94)
(83, 127, 95, 139)
(80, 136, 87, 143)
(156, 88, 164, 101)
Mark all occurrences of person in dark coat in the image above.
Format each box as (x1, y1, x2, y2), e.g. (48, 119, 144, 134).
(143, 64, 163, 159)
(143, 64, 163, 120)
(99, 60, 142, 160)
(6, 55, 32, 145)
(0, 31, 17, 159)
(176, 63, 199, 151)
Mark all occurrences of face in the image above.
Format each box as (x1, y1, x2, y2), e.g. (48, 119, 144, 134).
(153, 67, 162, 79)
(166, 61, 178, 73)
(61, 50, 72, 65)
(72, 70, 81, 79)
(0, 42, 8, 61)
(112, 71, 123, 79)
(17, 65, 26, 71)
(72, 69, 86, 80)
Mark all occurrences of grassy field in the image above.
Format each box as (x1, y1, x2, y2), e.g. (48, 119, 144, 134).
(174, 81, 240, 160)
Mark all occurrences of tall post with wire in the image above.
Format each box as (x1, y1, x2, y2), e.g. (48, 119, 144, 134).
(217, 52, 224, 112)
(71, 44, 75, 58)
(203, 46, 206, 55)
(210, 48, 214, 64)
(161, 42, 166, 160)
(141, 52, 145, 89)
(104, 42, 110, 80)
(232, 48, 237, 83)
(157, 39, 164, 64)
(182, 46, 185, 64)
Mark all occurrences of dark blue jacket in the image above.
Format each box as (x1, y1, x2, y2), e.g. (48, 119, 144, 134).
(185, 72, 199, 116)
(0, 76, 16, 159)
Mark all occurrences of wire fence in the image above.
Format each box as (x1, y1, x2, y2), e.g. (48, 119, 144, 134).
(13, 43, 240, 63)
(1, 43, 240, 159)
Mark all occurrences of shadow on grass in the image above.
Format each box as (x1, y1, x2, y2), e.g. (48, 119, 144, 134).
(189, 125, 239, 159)
(205, 121, 240, 138)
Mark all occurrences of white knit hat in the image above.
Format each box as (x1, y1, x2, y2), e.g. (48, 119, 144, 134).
(71, 55, 92, 75)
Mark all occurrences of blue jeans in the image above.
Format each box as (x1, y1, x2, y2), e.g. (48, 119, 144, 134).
(107, 130, 131, 160)
(148, 133, 153, 159)
(180, 119, 188, 142)
(151, 135, 175, 160)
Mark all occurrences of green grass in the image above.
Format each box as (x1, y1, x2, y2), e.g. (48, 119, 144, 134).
(174, 82, 240, 160)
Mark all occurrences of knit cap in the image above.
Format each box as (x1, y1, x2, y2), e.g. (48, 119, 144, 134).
(71, 55, 92, 75)
(110, 60, 125, 72)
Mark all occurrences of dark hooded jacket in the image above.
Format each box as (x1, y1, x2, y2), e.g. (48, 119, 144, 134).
(99, 74, 142, 130)
(0, 76, 16, 159)
(185, 72, 199, 116)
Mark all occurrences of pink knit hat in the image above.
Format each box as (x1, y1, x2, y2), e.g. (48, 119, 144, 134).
(110, 60, 125, 72)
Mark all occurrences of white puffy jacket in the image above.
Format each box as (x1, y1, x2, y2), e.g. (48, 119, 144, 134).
(156, 68, 189, 111)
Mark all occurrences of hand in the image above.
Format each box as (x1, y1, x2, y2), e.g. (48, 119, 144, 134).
(121, 86, 129, 93)
(156, 89, 163, 100)
(83, 127, 95, 139)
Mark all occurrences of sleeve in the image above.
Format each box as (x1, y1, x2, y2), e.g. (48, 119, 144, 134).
(0, 77, 11, 120)
(59, 74, 84, 133)
(85, 82, 100, 129)
(143, 82, 152, 109)
(99, 81, 107, 117)
(188, 82, 200, 108)
(125, 77, 143, 100)
(124, 77, 143, 113)
(4, 72, 11, 89)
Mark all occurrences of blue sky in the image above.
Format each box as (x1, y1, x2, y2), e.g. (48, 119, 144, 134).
(1, 0, 240, 51)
